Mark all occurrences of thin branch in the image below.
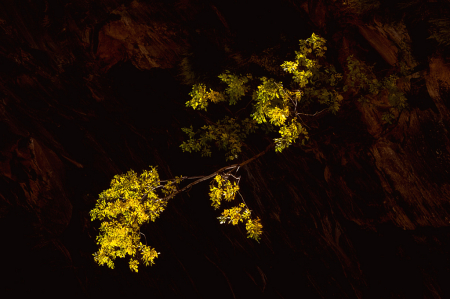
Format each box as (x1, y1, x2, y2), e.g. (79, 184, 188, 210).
(296, 108, 328, 117)
(151, 143, 274, 203)
(156, 165, 238, 203)
(221, 103, 234, 116)
(238, 191, 249, 210)
(157, 176, 206, 184)
(235, 98, 254, 117)
(140, 232, 147, 245)
(238, 142, 274, 168)
(273, 82, 329, 128)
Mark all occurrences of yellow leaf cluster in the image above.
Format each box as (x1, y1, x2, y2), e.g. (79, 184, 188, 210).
(252, 77, 288, 125)
(185, 72, 251, 111)
(218, 202, 262, 241)
(245, 217, 263, 242)
(209, 175, 240, 209)
(183, 33, 346, 157)
(90, 166, 176, 272)
(218, 203, 251, 225)
(186, 83, 226, 111)
(211, 177, 263, 242)
(274, 119, 309, 152)
(266, 106, 290, 127)
(249, 33, 344, 152)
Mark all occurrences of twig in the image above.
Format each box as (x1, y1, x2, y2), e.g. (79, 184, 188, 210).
(296, 108, 328, 117)
(151, 143, 274, 203)
(140, 231, 147, 245)
(235, 98, 254, 117)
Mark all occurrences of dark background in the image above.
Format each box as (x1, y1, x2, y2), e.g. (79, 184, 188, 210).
(1, 0, 450, 298)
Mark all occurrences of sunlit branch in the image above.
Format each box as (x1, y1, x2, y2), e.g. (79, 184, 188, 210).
(152, 143, 274, 204)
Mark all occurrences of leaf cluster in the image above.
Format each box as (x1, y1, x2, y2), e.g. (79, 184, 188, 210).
(182, 33, 346, 159)
(210, 175, 263, 242)
(90, 165, 264, 271)
(91, 31, 419, 273)
(274, 119, 308, 153)
(180, 117, 258, 161)
(209, 174, 240, 209)
(185, 84, 225, 110)
(90, 168, 183, 272)
(344, 54, 409, 123)
(185, 72, 252, 111)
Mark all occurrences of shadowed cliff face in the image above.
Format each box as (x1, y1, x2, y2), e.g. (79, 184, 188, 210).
(1, 0, 450, 298)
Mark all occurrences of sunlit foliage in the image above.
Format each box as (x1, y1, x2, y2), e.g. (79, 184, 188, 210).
(90, 168, 184, 272)
(91, 31, 415, 272)
(90, 165, 262, 272)
(274, 119, 308, 153)
(185, 83, 226, 110)
(218, 203, 250, 225)
(185, 72, 252, 110)
(211, 177, 263, 242)
(182, 33, 345, 158)
(245, 217, 263, 242)
(209, 174, 240, 209)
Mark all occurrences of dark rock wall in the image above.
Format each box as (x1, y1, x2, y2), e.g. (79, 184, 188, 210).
(1, 0, 450, 298)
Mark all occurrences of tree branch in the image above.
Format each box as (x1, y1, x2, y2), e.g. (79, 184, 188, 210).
(153, 143, 274, 203)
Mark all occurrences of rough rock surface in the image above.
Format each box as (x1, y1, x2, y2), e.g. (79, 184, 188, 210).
(1, 0, 450, 298)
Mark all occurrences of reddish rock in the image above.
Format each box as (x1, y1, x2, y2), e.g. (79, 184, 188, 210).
(357, 23, 399, 66)
(2, 0, 450, 298)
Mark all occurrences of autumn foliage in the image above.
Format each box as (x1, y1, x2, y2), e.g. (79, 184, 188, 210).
(90, 32, 412, 272)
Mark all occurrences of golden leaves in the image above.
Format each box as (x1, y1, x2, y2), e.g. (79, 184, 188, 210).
(183, 33, 345, 157)
(129, 259, 139, 272)
(139, 243, 159, 267)
(185, 72, 251, 111)
(266, 106, 290, 127)
(209, 175, 240, 209)
(211, 175, 263, 242)
(218, 203, 250, 225)
(94, 33, 364, 273)
(217, 202, 263, 241)
(274, 119, 308, 152)
(90, 166, 178, 272)
(245, 217, 263, 242)
(250, 33, 346, 152)
(252, 77, 286, 125)
(186, 84, 225, 111)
